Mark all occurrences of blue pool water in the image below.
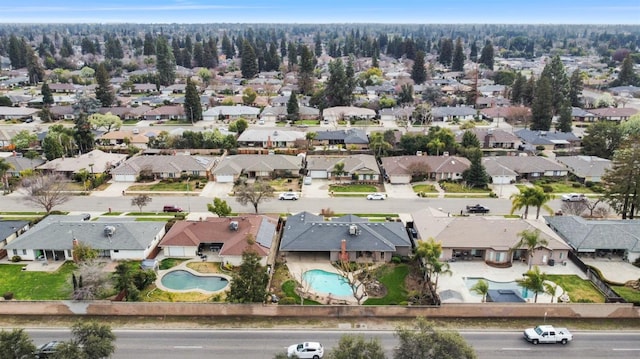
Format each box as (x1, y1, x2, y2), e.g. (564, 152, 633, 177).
(303, 269, 353, 296)
(161, 270, 229, 292)
(464, 277, 534, 299)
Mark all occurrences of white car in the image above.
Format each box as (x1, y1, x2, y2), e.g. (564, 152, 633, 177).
(279, 192, 299, 200)
(561, 193, 586, 202)
(367, 192, 386, 200)
(287, 342, 324, 359)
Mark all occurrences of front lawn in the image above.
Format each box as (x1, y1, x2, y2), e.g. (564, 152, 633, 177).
(364, 264, 409, 305)
(0, 262, 76, 300)
(440, 182, 490, 193)
(329, 184, 379, 193)
(413, 184, 437, 193)
(532, 181, 598, 194)
(127, 179, 202, 192)
(546, 274, 606, 303)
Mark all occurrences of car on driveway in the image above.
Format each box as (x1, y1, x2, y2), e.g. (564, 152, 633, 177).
(279, 192, 299, 200)
(561, 193, 586, 202)
(366, 192, 386, 200)
(287, 342, 324, 359)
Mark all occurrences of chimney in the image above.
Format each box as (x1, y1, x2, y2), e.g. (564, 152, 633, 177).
(72, 238, 79, 263)
(340, 239, 348, 262)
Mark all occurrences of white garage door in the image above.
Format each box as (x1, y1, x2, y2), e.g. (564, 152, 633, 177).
(309, 170, 328, 179)
(114, 174, 136, 182)
(167, 247, 185, 257)
(216, 175, 234, 183)
(492, 175, 511, 184)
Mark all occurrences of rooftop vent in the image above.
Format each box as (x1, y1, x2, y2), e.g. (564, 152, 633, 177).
(229, 221, 239, 231)
(104, 225, 116, 237)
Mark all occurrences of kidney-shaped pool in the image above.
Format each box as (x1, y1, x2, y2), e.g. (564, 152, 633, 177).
(160, 270, 229, 292)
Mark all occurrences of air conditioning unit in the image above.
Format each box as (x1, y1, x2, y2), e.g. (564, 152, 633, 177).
(416, 151, 423, 156)
(104, 226, 116, 236)
(349, 224, 358, 236)
(229, 221, 239, 231)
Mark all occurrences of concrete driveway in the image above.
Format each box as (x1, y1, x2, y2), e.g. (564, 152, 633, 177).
(383, 182, 418, 199)
(301, 179, 331, 198)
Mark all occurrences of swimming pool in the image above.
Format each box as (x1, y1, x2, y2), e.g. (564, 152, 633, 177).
(160, 270, 229, 292)
(464, 277, 534, 299)
(302, 269, 353, 296)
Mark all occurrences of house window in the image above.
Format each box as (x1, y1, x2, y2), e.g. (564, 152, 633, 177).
(114, 250, 119, 253)
(12, 249, 17, 256)
(22, 249, 26, 255)
(558, 252, 563, 259)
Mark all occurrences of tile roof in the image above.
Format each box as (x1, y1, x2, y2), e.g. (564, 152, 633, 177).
(305, 154, 379, 174)
(212, 154, 303, 176)
(314, 129, 369, 144)
(237, 129, 306, 142)
(482, 156, 567, 174)
(112, 154, 216, 175)
(37, 149, 127, 173)
(380, 155, 470, 176)
(545, 216, 640, 252)
(554, 156, 611, 179)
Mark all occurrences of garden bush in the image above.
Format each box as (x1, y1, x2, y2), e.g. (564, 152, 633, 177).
(278, 296, 297, 305)
(11, 255, 21, 262)
(2, 292, 14, 300)
(541, 185, 553, 193)
(572, 183, 582, 188)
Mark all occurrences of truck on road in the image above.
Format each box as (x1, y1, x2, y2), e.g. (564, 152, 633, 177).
(524, 325, 573, 345)
(466, 204, 490, 214)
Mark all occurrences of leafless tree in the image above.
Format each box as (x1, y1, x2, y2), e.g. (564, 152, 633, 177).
(131, 194, 152, 213)
(296, 268, 314, 305)
(72, 259, 112, 300)
(593, 206, 611, 218)
(234, 179, 275, 213)
(20, 173, 70, 213)
(334, 260, 378, 305)
(560, 200, 588, 216)
(407, 162, 431, 181)
(584, 197, 606, 218)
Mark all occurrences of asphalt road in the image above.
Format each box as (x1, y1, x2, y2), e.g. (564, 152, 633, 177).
(26, 328, 640, 359)
(0, 193, 567, 217)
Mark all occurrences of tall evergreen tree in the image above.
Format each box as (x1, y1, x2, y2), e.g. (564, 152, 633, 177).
(461, 130, 481, 148)
(298, 45, 315, 95)
(26, 46, 44, 84)
(568, 70, 584, 107)
(60, 37, 74, 58)
(94, 63, 115, 107)
(240, 40, 258, 79)
(41, 82, 54, 106)
(469, 41, 478, 62)
(287, 41, 297, 71)
(227, 249, 269, 303)
(183, 78, 202, 124)
(541, 55, 570, 116)
(479, 40, 494, 70)
(325, 58, 352, 107)
(522, 75, 536, 106)
(143, 32, 155, 55)
(221, 32, 235, 58)
(286, 90, 299, 122)
(314, 32, 323, 57)
(156, 36, 176, 86)
(438, 38, 453, 67)
(192, 42, 204, 67)
(411, 50, 427, 85)
(556, 101, 573, 133)
(530, 76, 553, 131)
(451, 37, 465, 72)
(462, 148, 489, 188)
(614, 55, 640, 86)
(8, 35, 26, 68)
(602, 135, 640, 219)
(511, 72, 525, 105)
(203, 37, 218, 69)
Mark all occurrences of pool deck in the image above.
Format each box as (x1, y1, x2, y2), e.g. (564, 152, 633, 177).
(437, 260, 587, 303)
(155, 259, 231, 295)
(285, 257, 364, 305)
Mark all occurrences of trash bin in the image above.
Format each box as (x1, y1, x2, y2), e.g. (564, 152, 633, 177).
(548, 259, 555, 266)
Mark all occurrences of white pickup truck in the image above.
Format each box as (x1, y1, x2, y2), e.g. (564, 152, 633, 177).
(524, 325, 573, 345)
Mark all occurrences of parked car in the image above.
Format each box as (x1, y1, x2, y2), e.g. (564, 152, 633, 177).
(524, 325, 573, 345)
(279, 192, 299, 200)
(303, 176, 312, 185)
(163, 205, 183, 212)
(466, 204, 490, 213)
(287, 342, 324, 359)
(366, 193, 386, 200)
(34, 341, 63, 358)
(561, 193, 586, 202)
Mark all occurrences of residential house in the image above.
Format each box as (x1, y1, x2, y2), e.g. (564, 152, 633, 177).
(158, 215, 277, 266)
(142, 105, 186, 122)
(98, 105, 152, 121)
(481, 157, 519, 184)
(588, 107, 638, 122)
(479, 106, 527, 124)
(477, 85, 506, 97)
(545, 216, 640, 263)
(37, 149, 127, 177)
(97, 130, 150, 149)
(555, 155, 612, 183)
(237, 129, 306, 149)
(111, 154, 217, 182)
(48, 83, 77, 93)
(454, 128, 521, 152)
(0, 220, 30, 254)
(431, 106, 477, 122)
(0, 106, 39, 121)
(412, 208, 571, 266)
(3, 155, 46, 177)
(571, 107, 596, 122)
(380, 155, 471, 184)
(4, 215, 166, 261)
(482, 156, 569, 181)
(305, 154, 380, 183)
(202, 105, 260, 122)
(379, 107, 414, 124)
(0, 129, 20, 149)
(279, 212, 413, 263)
(313, 129, 369, 150)
(475, 97, 511, 109)
(130, 83, 159, 94)
(49, 105, 76, 121)
(211, 154, 303, 183)
(608, 86, 640, 97)
(515, 129, 581, 151)
(322, 106, 376, 122)
(260, 105, 319, 122)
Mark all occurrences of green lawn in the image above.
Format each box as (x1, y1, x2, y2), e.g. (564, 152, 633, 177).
(440, 182, 490, 193)
(127, 180, 201, 191)
(413, 184, 437, 193)
(546, 274, 606, 303)
(282, 280, 321, 305)
(0, 262, 76, 300)
(611, 285, 640, 305)
(364, 264, 409, 305)
(329, 184, 378, 193)
(532, 181, 596, 194)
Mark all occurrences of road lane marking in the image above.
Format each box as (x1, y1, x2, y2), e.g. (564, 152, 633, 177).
(501, 348, 531, 351)
(173, 346, 203, 349)
(613, 348, 640, 351)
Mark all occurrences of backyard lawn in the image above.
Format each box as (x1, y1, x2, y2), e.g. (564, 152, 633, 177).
(364, 264, 409, 305)
(0, 262, 76, 300)
(546, 274, 606, 303)
(611, 285, 640, 305)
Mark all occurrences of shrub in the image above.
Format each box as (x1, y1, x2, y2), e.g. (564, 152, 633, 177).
(541, 185, 553, 193)
(278, 296, 297, 305)
(11, 255, 21, 262)
(391, 256, 402, 264)
(572, 183, 582, 188)
(535, 145, 545, 151)
(633, 257, 640, 268)
(585, 181, 594, 188)
(2, 292, 14, 300)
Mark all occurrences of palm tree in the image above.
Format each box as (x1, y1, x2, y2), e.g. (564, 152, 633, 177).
(332, 161, 345, 183)
(0, 159, 14, 194)
(510, 186, 539, 219)
(471, 279, 489, 302)
(431, 260, 452, 293)
(517, 265, 547, 303)
(513, 229, 549, 270)
(305, 131, 317, 150)
(529, 186, 554, 219)
(544, 282, 561, 303)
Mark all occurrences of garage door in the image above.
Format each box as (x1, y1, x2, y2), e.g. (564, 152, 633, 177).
(492, 175, 511, 184)
(114, 174, 136, 182)
(216, 175, 234, 183)
(309, 170, 328, 179)
(167, 247, 185, 257)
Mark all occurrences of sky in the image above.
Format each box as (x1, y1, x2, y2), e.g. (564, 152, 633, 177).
(0, 0, 638, 24)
